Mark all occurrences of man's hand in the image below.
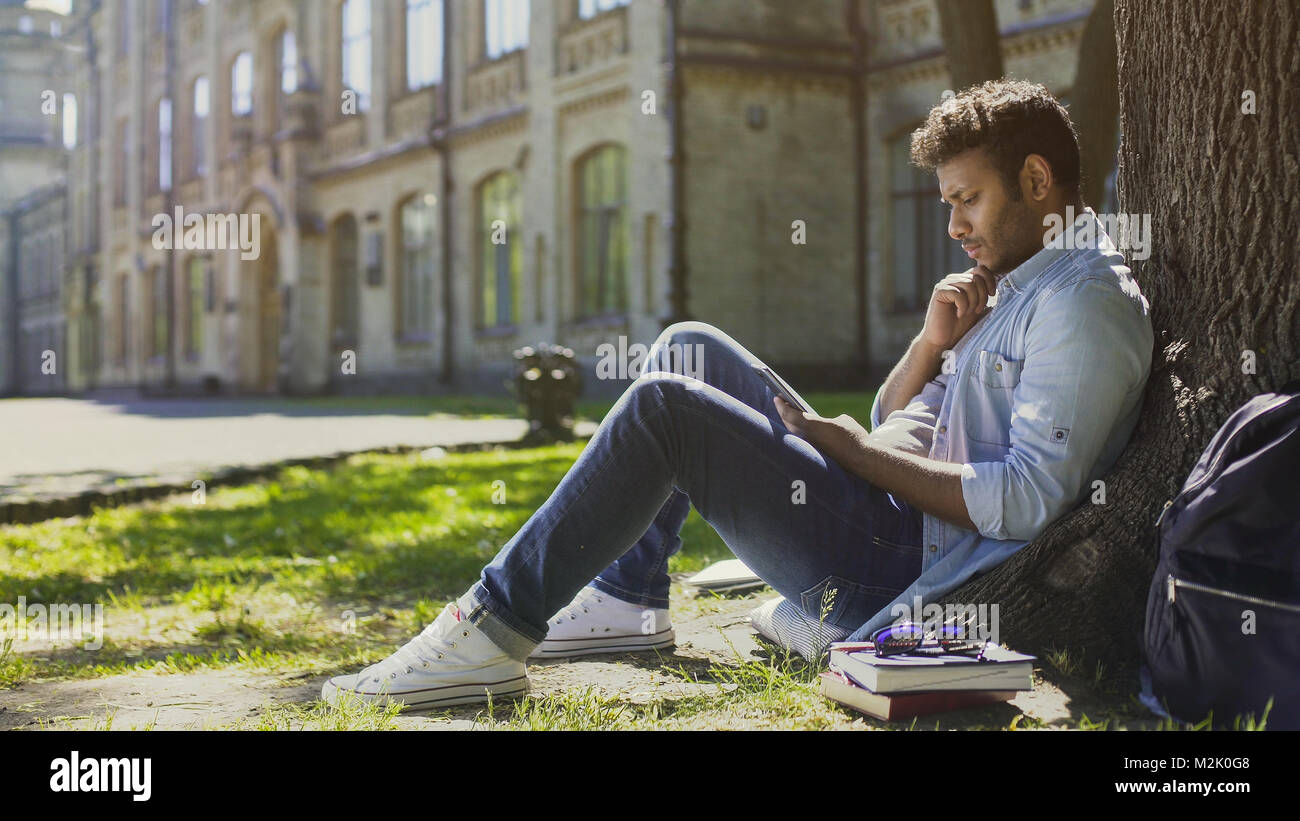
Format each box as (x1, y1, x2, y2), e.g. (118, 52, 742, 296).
(921, 265, 997, 351)
(773, 396, 868, 454)
(773, 395, 977, 532)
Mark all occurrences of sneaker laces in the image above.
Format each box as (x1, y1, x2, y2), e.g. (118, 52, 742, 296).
(553, 589, 604, 625)
(362, 610, 466, 681)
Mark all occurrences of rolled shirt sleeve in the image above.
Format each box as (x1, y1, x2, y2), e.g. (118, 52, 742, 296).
(870, 372, 949, 456)
(961, 278, 1152, 541)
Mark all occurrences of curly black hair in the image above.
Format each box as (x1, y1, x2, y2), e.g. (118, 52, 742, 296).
(910, 79, 1081, 200)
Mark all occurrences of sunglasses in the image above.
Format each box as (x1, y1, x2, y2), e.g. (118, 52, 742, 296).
(869, 621, 991, 659)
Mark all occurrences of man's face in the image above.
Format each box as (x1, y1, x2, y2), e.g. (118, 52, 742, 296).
(936, 148, 1045, 277)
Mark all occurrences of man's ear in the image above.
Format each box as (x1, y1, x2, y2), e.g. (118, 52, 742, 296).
(1021, 154, 1054, 202)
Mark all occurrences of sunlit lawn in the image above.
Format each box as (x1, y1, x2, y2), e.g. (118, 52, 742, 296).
(0, 392, 876, 687)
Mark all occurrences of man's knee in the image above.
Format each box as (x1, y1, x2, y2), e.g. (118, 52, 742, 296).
(651, 321, 727, 378)
(657, 320, 721, 348)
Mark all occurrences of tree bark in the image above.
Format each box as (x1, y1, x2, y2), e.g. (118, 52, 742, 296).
(935, 0, 1004, 91)
(1068, 0, 1119, 209)
(940, 0, 1300, 676)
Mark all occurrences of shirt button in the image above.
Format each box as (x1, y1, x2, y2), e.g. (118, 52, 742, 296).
(929, 544, 938, 552)
(994, 363, 1003, 372)
(938, 424, 947, 434)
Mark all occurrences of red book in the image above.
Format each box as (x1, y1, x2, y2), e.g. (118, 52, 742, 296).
(818, 670, 1016, 721)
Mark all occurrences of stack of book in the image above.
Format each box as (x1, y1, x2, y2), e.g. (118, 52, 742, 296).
(820, 640, 1035, 721)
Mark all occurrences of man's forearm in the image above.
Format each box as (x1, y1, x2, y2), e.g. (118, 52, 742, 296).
(828, 426, 977, 532)
(877, 333, 946, 421)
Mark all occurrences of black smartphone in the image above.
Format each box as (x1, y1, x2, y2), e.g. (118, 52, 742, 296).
(752, 363, 813, 414)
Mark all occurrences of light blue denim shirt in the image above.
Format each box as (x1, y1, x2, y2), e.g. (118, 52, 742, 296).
(847, 207, 1154, 641)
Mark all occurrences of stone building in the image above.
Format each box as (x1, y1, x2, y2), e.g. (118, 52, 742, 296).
(1, 0, 1103, 398)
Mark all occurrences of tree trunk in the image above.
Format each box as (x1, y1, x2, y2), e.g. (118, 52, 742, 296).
(941, 0, 1300, 676)
(935, 0, 1004, 91)
(1068, 0, 1119, 209)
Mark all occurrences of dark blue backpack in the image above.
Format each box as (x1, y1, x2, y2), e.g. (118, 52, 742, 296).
(1140, 381, 1300, 729)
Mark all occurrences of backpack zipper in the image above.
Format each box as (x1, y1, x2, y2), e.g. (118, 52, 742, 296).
(1154, 499, 1173, 529)
(1166, 573, 1300, 613)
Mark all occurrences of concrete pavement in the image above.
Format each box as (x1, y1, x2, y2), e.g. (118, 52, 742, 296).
(0, 397, 596, 522)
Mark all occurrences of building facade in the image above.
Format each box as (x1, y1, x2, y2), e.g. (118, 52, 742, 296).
(0, 0, 1100, 398)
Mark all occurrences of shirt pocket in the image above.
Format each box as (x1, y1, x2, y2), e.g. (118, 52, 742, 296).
(963, 349, 1023, 450)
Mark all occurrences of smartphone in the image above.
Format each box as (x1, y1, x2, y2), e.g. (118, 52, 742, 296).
(752, 363, 813, 414)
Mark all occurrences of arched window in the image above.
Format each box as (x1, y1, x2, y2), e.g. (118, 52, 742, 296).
(400, 195, 437, 339)
(271, 25, 297, 129)
(231, 52, 253, 116)
(116, 274, 129, 366)
(192, 76, 209, 177)
(484, 0, 528, 59)
(150, 265, 169, 359)
(406, 0, 443, 90)
(575, 144, 627, 317)
(62, 93, 77, 150)
(330, 214, 360, 350)
(341, 0, 372, 112)
(185, 257, 205, 357)
(280, 28, 298, 95)
(158, 97, 173, 192)
(477, 172, 521, 328)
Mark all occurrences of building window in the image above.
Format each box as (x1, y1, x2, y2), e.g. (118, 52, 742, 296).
(280, 29, 298, 95)
(158, 97, 173, 192)
(186, 258, 204, 356)
(192, 76, 209, 177)
(478, 172, 521, 328)
(330, 214, 360, 350)
(400, 195, 437, 339)
(232, 52, 253, 116)
(150, 266, 169, 358)
(341, 0, 372, 112)
(62, 93, 77, 150)
(578, 0, 627, 19)
(889, 133, 966, 312)
(575, 144, 627, 318)
(484, 0, 528, 60)
(406, 0, 443, 90)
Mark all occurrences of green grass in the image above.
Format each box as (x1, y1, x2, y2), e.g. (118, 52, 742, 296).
(0, 439, 736, 690)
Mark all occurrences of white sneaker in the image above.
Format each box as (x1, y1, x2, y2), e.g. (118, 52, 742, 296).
(529, 586, 674, 658)
(747, 595, 851, 662)
(321, 602, 528, 710)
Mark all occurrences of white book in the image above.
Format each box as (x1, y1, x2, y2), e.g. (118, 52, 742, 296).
(685, 558, 766, 592)
(828, 641, 1035, 694)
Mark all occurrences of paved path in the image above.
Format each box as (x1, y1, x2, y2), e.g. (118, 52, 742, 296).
(0, 397, 596, 503)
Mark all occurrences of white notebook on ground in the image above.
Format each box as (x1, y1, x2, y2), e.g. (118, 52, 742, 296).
(686, 558, 766, 592)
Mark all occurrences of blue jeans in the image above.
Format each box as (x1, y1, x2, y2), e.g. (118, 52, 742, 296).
(459, 322, 924, 661)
